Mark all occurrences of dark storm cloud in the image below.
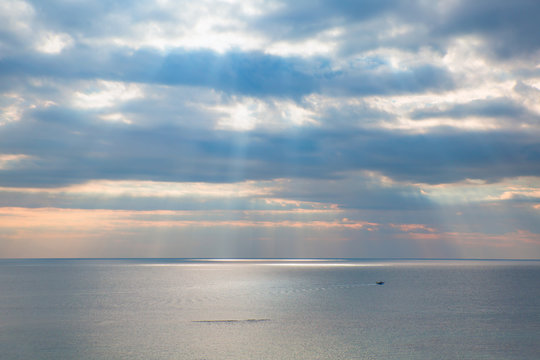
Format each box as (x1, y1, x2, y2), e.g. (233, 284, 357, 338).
(0, 46, 319, 98)
(251, 0, 397, 40)
(410, 98, 540, 125)
(252, 0, 540, 59)
(155, 50, 318, 98)
(269, 175, 434, 211)
(0, 46, 453, 98)
(24, 0, 148, 35)
(1, 106, 539, 188)
(315, 100, 395, 128)
(436, 0, 540, 59)
(0, 1, 537, 195)
(322, 64, 453, 95)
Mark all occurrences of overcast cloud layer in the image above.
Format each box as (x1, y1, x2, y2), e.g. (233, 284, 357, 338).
(1, 0, 539, 258)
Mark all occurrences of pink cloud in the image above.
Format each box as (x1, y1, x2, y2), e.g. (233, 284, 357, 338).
(389, 223, 437, 233)
(395, 228, 540, 248)
(0, 207, 378, 231)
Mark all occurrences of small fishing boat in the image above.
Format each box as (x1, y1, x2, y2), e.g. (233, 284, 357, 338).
(376, 281, 384, 285)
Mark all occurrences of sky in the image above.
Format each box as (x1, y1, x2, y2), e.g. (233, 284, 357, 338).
(0, 0, 539, 259)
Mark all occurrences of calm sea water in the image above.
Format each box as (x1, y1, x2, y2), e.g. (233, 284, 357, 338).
(0, 259, 539, 359)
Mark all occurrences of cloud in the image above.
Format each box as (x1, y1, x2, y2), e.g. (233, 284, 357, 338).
(411, 98, 528, 120)
(1, 102, 539, 188)
(436, 0, 540, 59)
(0, 46, 456, 99)
(250, 0, 396, 40)
(267, 173, 433, 210)
(409, 97, 540, 128)
(7, 1, 540, 63)
(253, 0, 540, 60)
(155, 50, 319, 98)
(1, 0, 539, 258)
(322, 63, 454, 96)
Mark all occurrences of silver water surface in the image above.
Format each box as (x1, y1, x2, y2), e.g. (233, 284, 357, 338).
(0, 259, 539, 359)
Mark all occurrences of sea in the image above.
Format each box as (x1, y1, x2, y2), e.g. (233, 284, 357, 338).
(0, 259, 538, 360)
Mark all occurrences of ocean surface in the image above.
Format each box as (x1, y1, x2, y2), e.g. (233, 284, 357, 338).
(0, 259, 539, 359)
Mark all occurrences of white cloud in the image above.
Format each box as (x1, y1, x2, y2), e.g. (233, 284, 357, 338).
(0, 0, 34, 39)
(265, 27, 343, 57)
(99, 112, 133, 124)
(35, 32, 73, 54)
(213, 97, 317, 131)
(72, 81, 144, 109)
(82, 0, 272, 53)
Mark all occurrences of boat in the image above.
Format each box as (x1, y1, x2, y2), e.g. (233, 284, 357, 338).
(376, 281, 384, 285)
